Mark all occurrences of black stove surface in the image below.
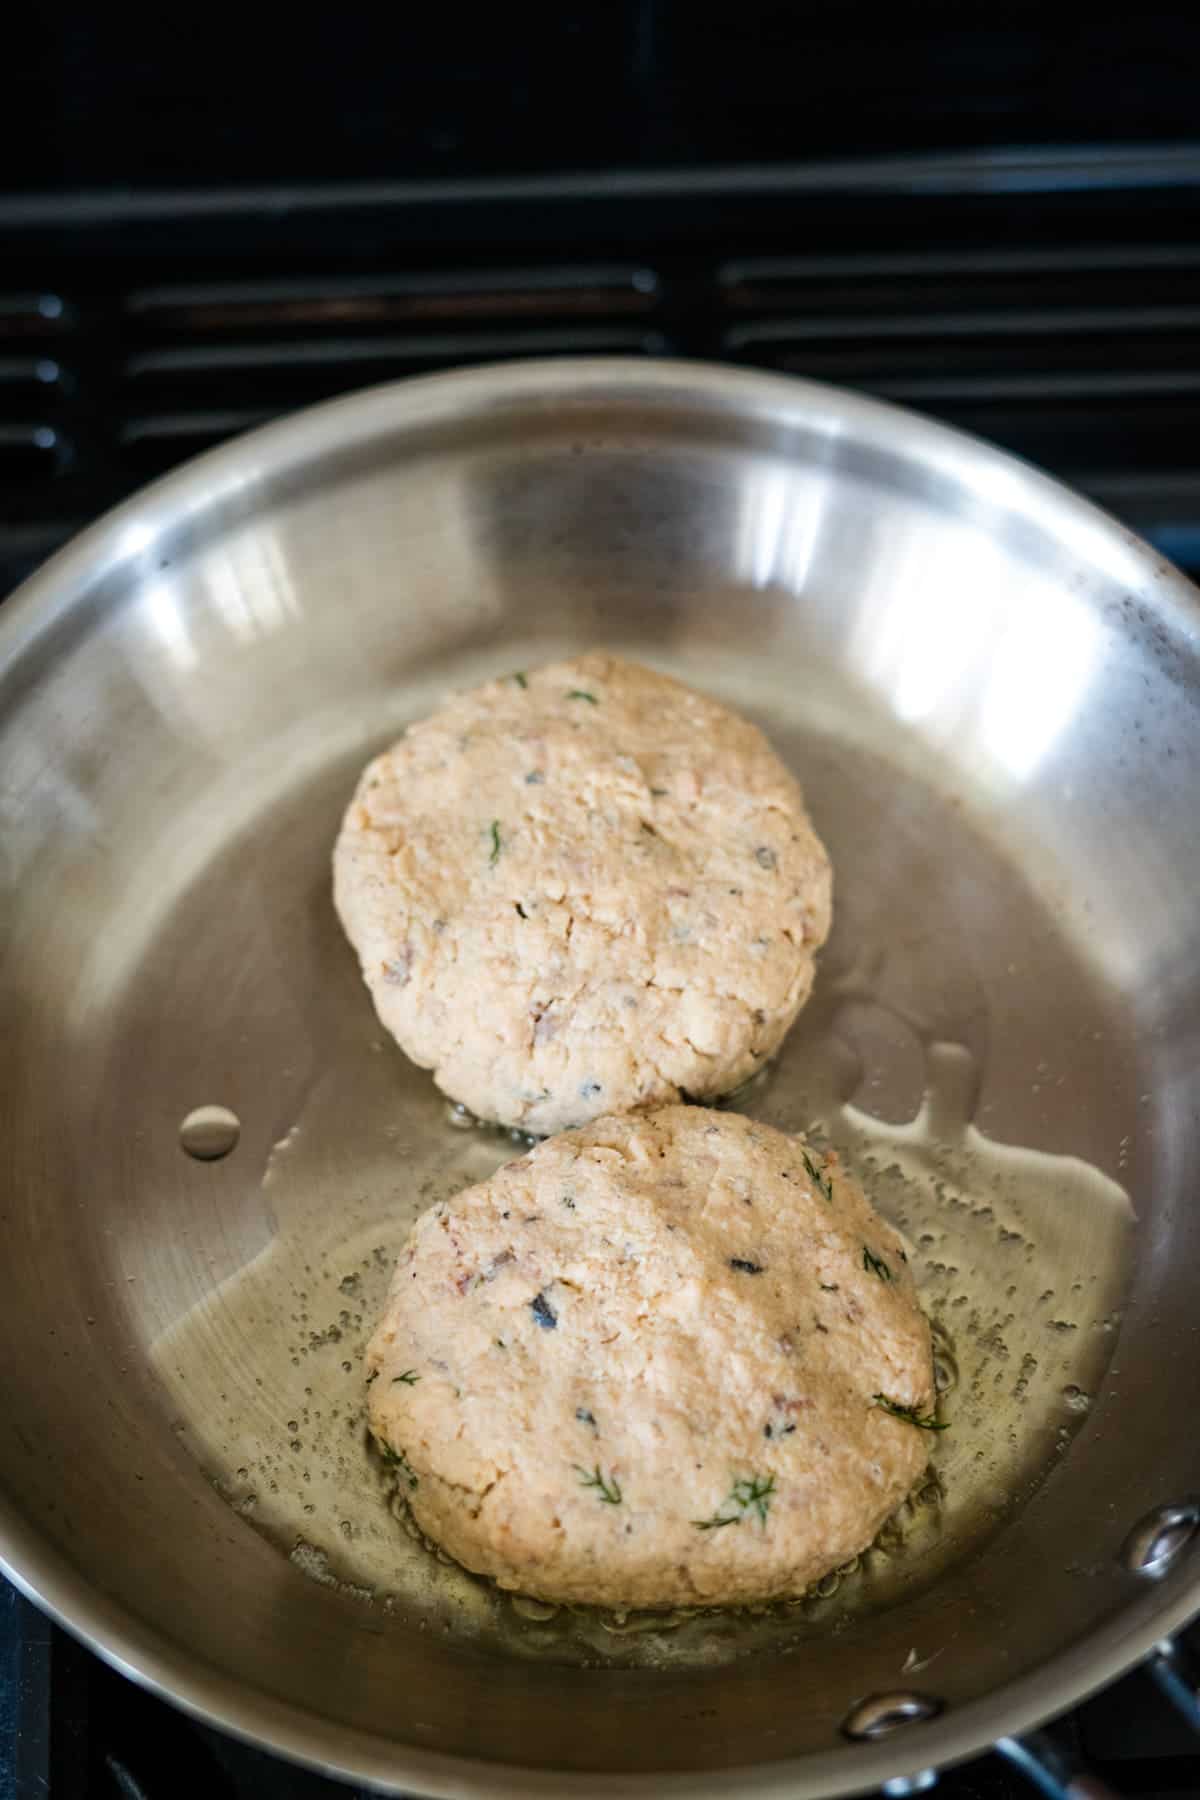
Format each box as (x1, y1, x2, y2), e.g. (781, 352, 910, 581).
(4, 71, 1200, 1795)
(9, 6, 1200, 190)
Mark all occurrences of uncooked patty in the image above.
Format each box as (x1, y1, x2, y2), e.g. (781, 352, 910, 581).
(365, 1106, 936, 1609)
(334, 653, 832, 1134)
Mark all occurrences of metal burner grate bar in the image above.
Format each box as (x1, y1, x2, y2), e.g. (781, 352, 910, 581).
(3, 162, 1200, 595)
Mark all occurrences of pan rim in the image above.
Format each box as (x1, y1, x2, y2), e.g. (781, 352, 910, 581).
(2, 354, 1199, 1793)
(3, 353, 1199, 680)
(4, 1517, 1199, 1798)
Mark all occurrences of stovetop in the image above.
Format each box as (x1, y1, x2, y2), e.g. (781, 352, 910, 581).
(5, 145, 1200, 603)
(4, 140, 1200, 1797)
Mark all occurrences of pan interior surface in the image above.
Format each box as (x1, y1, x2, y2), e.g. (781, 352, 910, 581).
(1, 361, 1198, 1794)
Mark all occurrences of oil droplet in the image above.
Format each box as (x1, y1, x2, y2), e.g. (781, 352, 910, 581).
(180, 1105, 240, 1161)
(510, 1593, 559, 1622)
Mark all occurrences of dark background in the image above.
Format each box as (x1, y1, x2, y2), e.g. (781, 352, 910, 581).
(5, 4, 1200, 194)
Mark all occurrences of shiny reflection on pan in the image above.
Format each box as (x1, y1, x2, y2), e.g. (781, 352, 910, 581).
(204, 526, 303, 645)
(141, 578, 199, 672)
(852, 518, 1101, 785)
(734, 464, 827, 595)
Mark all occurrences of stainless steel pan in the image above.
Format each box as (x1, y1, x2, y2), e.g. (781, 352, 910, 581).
(2, 359, 1199, 1798)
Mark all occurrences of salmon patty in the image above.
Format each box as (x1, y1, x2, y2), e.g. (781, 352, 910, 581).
(334, 653, 831, 1134)
(365, 1106, 936, 1609)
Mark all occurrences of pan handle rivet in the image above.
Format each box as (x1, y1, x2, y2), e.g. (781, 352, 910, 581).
(179, 1104, 241, 1161)
(882, 1774, 938, 1795)
(1119, 1500, 1200, 1578)
(841, 1691, 943, 1741)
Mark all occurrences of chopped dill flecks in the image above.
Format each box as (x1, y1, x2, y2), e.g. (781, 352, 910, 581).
(489, 820, 502, 866)
(392, 1370, 420, 1385)
(575, 1463, 622, 1504)
(801, 1150, 833, 1203)
(379, 1443, 420, 1488)
(873, 1393, 949, 1432)
(566, 689, 598, 704)
(693, 1472, 776, 1530)
(862, 1246, 892, 1281)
